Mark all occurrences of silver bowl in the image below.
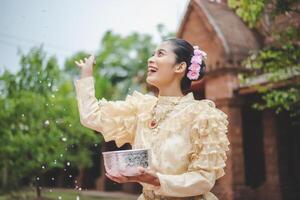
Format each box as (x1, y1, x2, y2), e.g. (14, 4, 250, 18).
(102, 149, 150, 177)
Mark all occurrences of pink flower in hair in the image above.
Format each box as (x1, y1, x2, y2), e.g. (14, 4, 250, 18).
(188, 63, 201, 71)
(187, 45, 207, 81)
(194, 49, 202, 56)
(187, 70, 199, 80)
(191, 56, 202, 64)
(194, 49, 207, 59)
(193, 46, 207, 59)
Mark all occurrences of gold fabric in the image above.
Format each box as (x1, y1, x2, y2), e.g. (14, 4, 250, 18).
(75, 77, 229, 200)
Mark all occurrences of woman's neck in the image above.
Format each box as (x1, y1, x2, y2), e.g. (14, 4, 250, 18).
(158, 81, 184, 97)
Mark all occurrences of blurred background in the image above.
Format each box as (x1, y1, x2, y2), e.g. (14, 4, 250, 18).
(0, 0, 299, 200)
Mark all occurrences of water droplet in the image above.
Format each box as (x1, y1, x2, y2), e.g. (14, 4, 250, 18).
(62, 137, 67, 142)
(66, 162, 70, 166)
(51, 177, 55, 181)
(69, 174, 72, 178)
(36, 177, 40, 180)
(44, 120, 50, 126)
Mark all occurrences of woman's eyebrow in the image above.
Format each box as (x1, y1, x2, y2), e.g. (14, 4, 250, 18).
(152, 48, 167, 55)
(157, 48, 167, 52)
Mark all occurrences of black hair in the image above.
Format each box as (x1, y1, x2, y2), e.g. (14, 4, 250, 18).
(164, 38, 206, 94)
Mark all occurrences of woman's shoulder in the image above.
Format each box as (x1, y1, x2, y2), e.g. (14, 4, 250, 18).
(124, 90, 157, 111)
(189, 98, 228, 121)
(130, 90, 157, 100)
(195, 99, 216, 108)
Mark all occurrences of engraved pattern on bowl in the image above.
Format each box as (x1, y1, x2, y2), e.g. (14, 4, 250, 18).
(102, 149, 149, 176)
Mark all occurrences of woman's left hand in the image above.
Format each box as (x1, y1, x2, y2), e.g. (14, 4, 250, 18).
(105, 167, 160, 187)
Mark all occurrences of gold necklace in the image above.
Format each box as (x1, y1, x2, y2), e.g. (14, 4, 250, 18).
(148, 97, 183, 131)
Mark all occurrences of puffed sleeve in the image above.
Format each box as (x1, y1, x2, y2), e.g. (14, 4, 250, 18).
(153, 100, 230, 197)
(75, 77, 151, 148)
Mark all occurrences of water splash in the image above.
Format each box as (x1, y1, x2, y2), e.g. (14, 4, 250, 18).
(44, 120, 50, 126)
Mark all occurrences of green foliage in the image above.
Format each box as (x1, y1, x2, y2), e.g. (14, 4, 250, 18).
(0, 47, 103, 192)
(229, 0, 300, 121)
(94, 30, 156, 99)
(228, 0, 266, 27)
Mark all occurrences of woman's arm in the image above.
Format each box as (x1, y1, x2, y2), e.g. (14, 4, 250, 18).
(74, 55, 140, 147)
(75, 76, 140, 147)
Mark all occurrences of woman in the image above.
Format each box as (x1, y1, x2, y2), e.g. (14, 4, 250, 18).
(75, 38, 229, 200)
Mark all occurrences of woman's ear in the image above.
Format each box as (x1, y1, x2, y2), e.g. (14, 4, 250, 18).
(175, 62, 187, 74)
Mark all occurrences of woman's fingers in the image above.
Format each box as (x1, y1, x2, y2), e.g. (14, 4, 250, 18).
(75, 60, 84, 68)
(75, 54, 96, 69)
(87, 54, 96, 64)
(105, 173, 122, 183)
(105, 168, 159, 186)
(105, 173, 131, 183)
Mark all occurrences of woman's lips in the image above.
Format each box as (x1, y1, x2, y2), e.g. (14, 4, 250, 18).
(148, 66, 158, 75)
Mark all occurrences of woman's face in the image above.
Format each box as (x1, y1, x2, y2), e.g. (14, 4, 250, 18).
(146, 42, 179, 88)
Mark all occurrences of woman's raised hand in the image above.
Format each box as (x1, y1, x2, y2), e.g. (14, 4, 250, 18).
(75, 54, 96, 78)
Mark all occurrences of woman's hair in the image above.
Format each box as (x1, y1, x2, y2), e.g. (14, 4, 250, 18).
(164, 38, 206, 94)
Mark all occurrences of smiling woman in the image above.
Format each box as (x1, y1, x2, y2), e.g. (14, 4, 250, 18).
(74, 38, 229, 200)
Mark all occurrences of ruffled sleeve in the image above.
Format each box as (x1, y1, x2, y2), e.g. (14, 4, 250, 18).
(188, 100, 230, 178)
(153, 100, 229, 197)
(75, 77, 152, 147)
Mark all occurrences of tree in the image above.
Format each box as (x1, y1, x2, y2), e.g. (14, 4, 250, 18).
(0, 47, 105, 198)
(228, 0, 300, 123)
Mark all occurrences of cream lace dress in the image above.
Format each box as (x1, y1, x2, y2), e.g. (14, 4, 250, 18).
(75, 77, 230, 200)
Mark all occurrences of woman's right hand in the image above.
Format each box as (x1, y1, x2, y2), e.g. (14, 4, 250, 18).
(75, 54, 96, 78)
